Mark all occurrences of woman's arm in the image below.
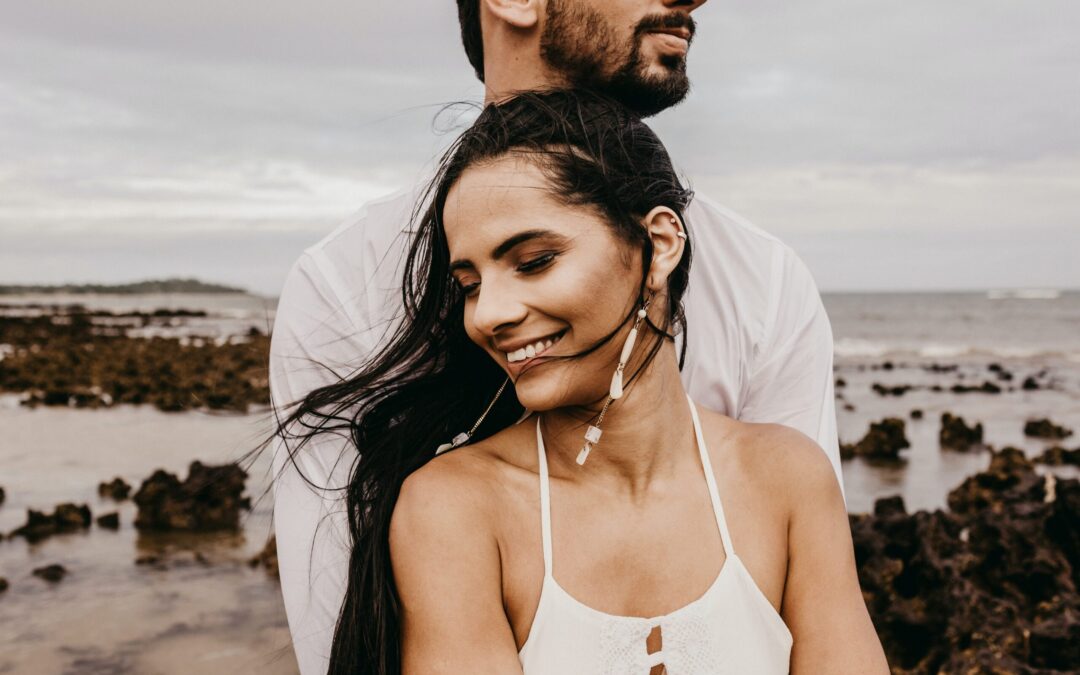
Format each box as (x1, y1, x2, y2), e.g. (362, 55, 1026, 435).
(390, 459, 525, 675)
(776, 428, 890, 674)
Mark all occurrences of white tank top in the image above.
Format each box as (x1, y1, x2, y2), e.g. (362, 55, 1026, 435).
(518, 395, 793, 674)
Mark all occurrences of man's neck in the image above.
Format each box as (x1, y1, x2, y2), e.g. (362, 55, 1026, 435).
(481, 30, 566, 104)
(482, 67, 568, 105)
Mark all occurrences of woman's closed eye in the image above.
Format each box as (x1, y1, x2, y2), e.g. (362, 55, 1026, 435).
(457, 278, 481, 296)
(455, 252, 560, 297)
(517, 252, 559, 273)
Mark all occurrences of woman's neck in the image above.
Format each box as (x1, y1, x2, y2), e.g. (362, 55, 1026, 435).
(537, 340, 699, 497)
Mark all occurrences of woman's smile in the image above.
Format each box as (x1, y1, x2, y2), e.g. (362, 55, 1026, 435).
(498, 330, 567, 377)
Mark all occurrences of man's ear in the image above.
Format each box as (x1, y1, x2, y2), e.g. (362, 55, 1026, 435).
(481, 0, 541, 29)
(642, 206, 688, 292)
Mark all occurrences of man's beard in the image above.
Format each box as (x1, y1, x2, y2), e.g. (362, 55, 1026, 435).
(539, 1, 695, 117)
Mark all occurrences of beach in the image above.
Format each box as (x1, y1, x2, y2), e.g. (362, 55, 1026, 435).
(1, 290, 1078, 673)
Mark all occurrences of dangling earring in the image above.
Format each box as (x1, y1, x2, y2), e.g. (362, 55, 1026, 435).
(435, 377, 510, 455)
(609, 301, 648, 400)
(576, 298, 650, 465)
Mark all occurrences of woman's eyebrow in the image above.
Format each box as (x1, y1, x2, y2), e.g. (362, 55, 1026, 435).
(449, 229, 565, 272)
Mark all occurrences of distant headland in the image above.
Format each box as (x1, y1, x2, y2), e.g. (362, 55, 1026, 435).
(0, 278, 249, 295)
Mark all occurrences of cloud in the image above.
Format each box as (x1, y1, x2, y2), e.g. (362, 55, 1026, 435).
(693, 158, 1080, 235)
(1, 1, 1078, 291)
(0, 160, 400, 233)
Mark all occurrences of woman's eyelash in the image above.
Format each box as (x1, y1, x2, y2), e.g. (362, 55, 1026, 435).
(459, 281, 480, 296)
(518, 252, 558, 272)
(457, 253, 558, 297)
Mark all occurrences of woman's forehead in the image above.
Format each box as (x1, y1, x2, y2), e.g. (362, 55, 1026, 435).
(444, 156, 551, 221)
(443, 156, 601, 256)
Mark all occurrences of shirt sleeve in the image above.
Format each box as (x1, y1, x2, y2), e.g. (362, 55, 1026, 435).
(269, 253, 368, 675)
(737, 244, 844, 499)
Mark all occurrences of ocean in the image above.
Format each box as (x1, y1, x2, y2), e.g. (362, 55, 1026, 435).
(826, 290, 1080, 363)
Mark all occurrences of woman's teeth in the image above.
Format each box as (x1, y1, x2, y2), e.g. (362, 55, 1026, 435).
(506, 334, 561, 364)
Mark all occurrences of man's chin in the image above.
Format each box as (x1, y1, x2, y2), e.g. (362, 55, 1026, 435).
(602, 73, 691, 117)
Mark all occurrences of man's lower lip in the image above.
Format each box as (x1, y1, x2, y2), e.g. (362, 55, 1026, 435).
(649, 32, 689, 51)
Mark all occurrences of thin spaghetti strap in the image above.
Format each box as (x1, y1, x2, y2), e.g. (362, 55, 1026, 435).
(687, 394, 735, 557)
(535, 419, 554, 577)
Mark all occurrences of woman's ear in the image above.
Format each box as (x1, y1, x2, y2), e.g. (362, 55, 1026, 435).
(481, 0, 541, 29)
(642, 206, 688, 292)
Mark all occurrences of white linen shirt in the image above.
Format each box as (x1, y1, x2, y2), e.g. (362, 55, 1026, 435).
(269, 187, 842, 675)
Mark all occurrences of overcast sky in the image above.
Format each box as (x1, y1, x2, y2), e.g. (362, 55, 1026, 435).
(1, 1, 1078, 294)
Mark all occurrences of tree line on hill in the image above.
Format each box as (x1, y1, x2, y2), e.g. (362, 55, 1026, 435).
(0, 278, 247, 295)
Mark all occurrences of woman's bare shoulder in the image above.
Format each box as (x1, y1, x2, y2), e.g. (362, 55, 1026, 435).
(395, 419, 537, 525)
(698, 408, 840, 512)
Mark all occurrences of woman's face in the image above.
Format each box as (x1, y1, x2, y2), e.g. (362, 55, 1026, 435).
(442, 153, 642, 411)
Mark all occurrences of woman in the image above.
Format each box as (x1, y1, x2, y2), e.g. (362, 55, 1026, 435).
(281, 91, 887, 674)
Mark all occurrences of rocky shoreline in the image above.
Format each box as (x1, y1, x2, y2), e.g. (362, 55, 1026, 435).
(1, 460, 264, 587)
(853, 447, 1078, 673)
(0, 306, 269, 412)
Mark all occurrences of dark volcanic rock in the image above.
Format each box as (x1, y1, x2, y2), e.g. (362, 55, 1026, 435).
(0, 577, 8, 593)
(924, 363, 959, 373)
(249, 535, 279, 579)
(133, 461, 250, 531)
(0, 485, 5, 506)
(947, 447, 1045, 515)
(988, 362, 1015, 382)
(1022, 376, 1042, 391)
(873, 495, 907, 518)
(1025, 418, 1074, 440)
(32, 564, 68, 583)
(852, 451, 1080, 673)
(845, 418, 911, 461)
(909, 409, 923, 420)
(1035, 446, 1080, 467)
(951, 380, 1003, 394)
(96, 512, 120, 529)
(97, 477, 132, 501)
(939, 412, 985, 451)
(11, 503, 91, 543)
(1029, 614, 1080, 670)
(872, 383, 914, 397)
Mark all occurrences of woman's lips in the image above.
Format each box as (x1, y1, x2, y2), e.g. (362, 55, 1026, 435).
(505, 332, 564, 378)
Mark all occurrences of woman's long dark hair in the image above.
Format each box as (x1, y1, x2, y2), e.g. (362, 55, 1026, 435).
(275, 90, 694, 674)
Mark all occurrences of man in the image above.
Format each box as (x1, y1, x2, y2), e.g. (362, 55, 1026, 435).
(270, 1, 841, 673)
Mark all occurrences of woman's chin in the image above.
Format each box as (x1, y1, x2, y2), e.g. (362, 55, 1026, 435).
(513, 375, 605, 414)
(513, 387, 563, 413)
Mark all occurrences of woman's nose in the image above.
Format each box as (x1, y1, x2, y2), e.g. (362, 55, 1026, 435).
(471, 282, 528, 337)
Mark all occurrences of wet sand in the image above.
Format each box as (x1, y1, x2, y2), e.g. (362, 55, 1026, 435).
(0, 403, 297, 675)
